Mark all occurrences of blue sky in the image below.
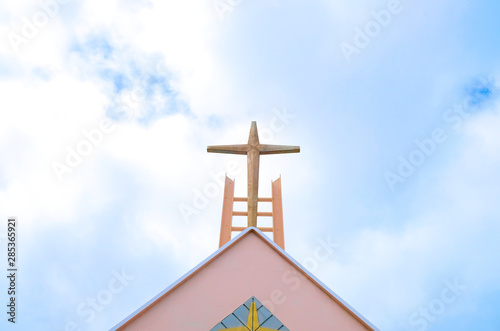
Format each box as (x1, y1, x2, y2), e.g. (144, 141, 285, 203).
(1, 0, 500, 330)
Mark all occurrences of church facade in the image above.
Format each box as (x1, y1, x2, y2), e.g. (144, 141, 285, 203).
(111, 228, 377, 330)
(111, 122, 378, 330)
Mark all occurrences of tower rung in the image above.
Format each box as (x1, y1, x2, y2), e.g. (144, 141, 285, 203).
(232, 211, 273, 217)
(234, 197, 273, 202)
(232, 226, 273, 232)
(219, 175, 285, 250)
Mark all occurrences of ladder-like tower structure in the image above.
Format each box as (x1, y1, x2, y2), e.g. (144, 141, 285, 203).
(207, 121, 300, 249)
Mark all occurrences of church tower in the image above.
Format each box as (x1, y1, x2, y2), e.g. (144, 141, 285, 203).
(111, 122, 378, 330)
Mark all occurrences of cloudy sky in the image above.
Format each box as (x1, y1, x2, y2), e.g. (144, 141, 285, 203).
(1, 0, 500, 330)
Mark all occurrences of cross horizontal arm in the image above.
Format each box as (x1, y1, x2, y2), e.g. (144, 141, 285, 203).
(207, 144, 250, 155)
(259, 144, 300, 155)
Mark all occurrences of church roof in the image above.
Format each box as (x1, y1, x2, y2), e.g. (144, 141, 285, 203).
(111, 227, 378, 330)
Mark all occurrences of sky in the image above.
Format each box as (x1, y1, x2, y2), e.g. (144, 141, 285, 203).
(0, 0, 500, 330)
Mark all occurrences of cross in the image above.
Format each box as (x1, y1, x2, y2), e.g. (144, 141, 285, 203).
(208, 121, 300, 227)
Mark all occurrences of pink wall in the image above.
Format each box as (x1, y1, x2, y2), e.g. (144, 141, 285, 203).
(119, 231, 373, 330)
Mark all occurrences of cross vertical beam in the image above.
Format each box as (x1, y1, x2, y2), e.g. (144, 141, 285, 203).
(208, 121, 299, 228)
(247, 148, 259, 227)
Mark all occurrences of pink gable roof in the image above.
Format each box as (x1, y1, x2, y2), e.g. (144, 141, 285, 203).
(111, 227, 378, 331)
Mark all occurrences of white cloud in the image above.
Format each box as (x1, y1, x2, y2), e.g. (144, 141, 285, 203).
(1, 0, 500, 330)
(0, 71, 110, 226)
(313, 100, 500, 330)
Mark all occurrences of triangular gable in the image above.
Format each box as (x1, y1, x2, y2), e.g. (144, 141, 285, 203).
(211, 296, 289, 330)
(111, 227, 378, 331)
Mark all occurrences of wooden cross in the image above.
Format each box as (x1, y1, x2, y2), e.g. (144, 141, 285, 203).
(207, 121, 300, 227)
